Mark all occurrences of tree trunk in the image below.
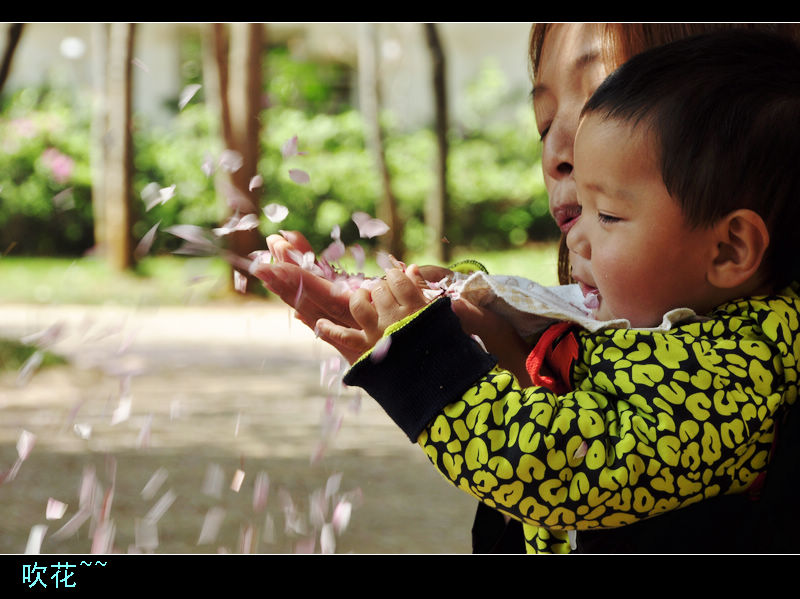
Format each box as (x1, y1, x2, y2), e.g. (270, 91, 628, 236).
(424, 23, 451, 264)
(89, 23, 109, 254)
(104, 22, 135, 271)
(358, 23, 404, 260)
(0, 23, 24, 95)
(211, 23, 265, 293)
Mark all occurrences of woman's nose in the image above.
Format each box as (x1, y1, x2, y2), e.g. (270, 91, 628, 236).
(541, 117, 576, 183)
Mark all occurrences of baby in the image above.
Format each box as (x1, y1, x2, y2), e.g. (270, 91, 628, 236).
(332, 30, 800, 553)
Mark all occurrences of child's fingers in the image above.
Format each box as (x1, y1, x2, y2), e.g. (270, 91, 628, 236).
(349, 287, 379, 333)
(384, 267, 427, 309)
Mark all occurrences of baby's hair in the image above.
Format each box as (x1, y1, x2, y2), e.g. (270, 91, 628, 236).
(582, 30, 800, 288)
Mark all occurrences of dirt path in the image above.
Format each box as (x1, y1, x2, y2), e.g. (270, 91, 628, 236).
(0, 301, 478, 554)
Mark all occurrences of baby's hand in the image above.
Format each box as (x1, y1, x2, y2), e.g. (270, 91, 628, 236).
(315, 264, 430, 362)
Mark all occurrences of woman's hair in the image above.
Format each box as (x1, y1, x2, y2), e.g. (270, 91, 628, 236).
(583, 30, 800, 288)
(528, 23, 800, 284)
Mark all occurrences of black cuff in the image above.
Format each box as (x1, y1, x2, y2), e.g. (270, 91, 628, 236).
(343, 297, 498, 442)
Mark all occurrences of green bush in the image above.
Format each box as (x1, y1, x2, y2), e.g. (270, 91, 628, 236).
(0, 50, 554, 260)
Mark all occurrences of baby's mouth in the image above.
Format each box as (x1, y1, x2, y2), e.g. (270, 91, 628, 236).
(578, 282, 600, 311)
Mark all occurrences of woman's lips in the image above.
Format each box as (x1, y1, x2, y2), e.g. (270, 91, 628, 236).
(552, 204, 581, 233)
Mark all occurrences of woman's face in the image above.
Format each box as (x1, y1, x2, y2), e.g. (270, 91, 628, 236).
(533, 24, 613, 235)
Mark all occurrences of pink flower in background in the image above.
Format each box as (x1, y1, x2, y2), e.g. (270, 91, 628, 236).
(41, 148, 74, 184)
(11, 117, 36, 139)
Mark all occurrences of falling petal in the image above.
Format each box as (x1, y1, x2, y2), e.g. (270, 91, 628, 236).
(202, 463, 224, 498)
(288, 168, 310, 184)
(321, 239, 345, 264)
(238, 524, 255, 554)
(573, 440, 589, 461)
(25, 524, 48, 554)
(131, 57, 149, 72)
(178, 83, 202, 110)
(320, 523, 336, 554)
(17, 351, 43, 386)
(110, 393, 132, 425)
(262, 513, 275, 544)
(332, 499, 352, 534)
(281, 135, 299, 158)
(252, 471, 270, 513)
(145, 489, 176, 523)
(370, 336, 392, 363)
(141, 468, 168, 501)
(46, 498, 68, 520)
(219, 149, 243, 173)
(231, 469, 245, 492)
(325, 472, 343, 501)
(213, 212, 260, 237)
(294, 537, 315, 554)
(352, 211, 389, 238)
(135, 517, 159, 552)
(350, 244, 365, 271)
(73, 423, 92, 440)
(134, 221, 160, 260)
(263, 203, 289, 223)
(20, 322, 64, 348)
(202, 153, 215, 176)
(234, 270, 247, 294)
(197, 507, 226, 545)
(17, 430, 35, 461)
(248, 174, 263, 191)
(90, 520, 115, 554)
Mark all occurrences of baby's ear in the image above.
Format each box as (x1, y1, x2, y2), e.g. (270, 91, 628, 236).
(707, 209, 770, 289)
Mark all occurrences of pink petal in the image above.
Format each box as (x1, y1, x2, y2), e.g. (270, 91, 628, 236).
(350, 244, 365, 271)
(321, 239, 345, 263)
(332, 499, 352, 534)
(248, 174, 263, 191)
(178, 83, 202, 110)
(288, 169, 310, 184)
(252, 471, 270, 513)
(352, 212, 389, 238)
(219, 149, 243, 173)
(370, 336, 392, 363)
(281, 135, 299, 159)
(234, 270, 247, 294)
(134, 221, 160, 260)
(573, 441, 589, 461)
(230, 469, 245, 492)
(263, 203, 289, 223)
(320, 523, 336, 554)
(46, 498, 68, 520)
(17, 430, 35, 461)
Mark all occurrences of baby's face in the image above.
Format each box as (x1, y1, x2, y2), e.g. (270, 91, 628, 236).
(567, 115, 717, 328)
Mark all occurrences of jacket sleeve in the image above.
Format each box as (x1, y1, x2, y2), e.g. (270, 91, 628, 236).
(344, 296, 787, 531)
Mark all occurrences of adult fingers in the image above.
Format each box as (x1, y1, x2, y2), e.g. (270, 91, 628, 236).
(314, 319, 370, 365)
(265, 231, 315, 264)
(253, 263, 358, 328)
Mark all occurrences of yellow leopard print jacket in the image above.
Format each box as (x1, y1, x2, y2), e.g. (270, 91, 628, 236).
(343, 284, 800, 553)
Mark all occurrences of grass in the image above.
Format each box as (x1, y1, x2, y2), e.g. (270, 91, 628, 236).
(0, 243, 560, 307)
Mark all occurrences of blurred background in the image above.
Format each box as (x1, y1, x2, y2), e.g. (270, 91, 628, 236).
(0, 22, 559, 555)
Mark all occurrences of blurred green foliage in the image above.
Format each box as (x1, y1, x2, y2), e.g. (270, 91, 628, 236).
(0, 44, 554, 260)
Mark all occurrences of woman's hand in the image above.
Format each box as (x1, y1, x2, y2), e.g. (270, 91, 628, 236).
(315, 265, 430, 362)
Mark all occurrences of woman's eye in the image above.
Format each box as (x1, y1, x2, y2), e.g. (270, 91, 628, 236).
(538, 124, 551, 141)
(597, 213, 620, 224)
